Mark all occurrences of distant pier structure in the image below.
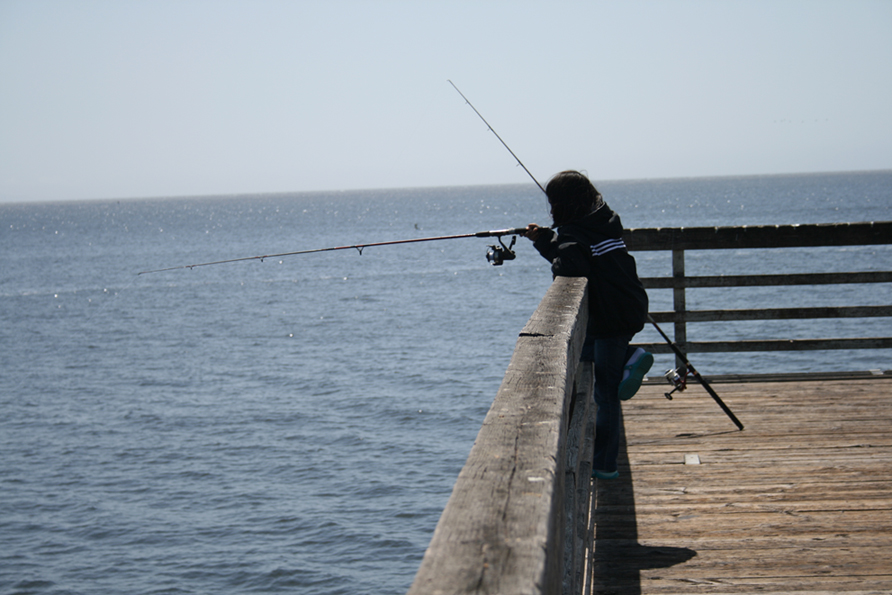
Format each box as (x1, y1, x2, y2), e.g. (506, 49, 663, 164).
(408, 221, 892, 595)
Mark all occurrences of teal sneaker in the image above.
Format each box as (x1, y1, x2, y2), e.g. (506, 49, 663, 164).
(618, 348, 653, 401)
(592, 469, 620, 480)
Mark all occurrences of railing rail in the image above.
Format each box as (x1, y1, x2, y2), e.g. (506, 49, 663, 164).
(626, 221, 892, 357)
(407, 277, 592, 595)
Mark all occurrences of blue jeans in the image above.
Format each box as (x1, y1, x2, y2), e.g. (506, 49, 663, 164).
(583, 335, 636, 473)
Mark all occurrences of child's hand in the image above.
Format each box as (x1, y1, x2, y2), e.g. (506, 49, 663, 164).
(524, 224, 543, 241)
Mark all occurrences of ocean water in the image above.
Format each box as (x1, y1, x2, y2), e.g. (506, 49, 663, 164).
(1, 171, 890, 594)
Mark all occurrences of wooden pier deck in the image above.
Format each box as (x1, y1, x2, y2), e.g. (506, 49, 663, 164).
(587, 375, 892, 595)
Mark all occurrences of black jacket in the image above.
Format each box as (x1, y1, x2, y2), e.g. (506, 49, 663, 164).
(532, 204, 648, 337)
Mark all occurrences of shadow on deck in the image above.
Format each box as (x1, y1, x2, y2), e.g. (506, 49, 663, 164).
(590, 408, 697, 594)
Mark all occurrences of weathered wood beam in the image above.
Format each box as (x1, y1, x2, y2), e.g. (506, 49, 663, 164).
(562, 361, 594, 594)
(641, 271, 892, 289)
(624, 221, 892, 251)
(634, 337, 892, 354)
(648, 305, 892, 322)
(407, 277, 589, 595)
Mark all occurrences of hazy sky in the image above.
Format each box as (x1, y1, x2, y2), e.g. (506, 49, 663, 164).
(1, 0, 890, 203)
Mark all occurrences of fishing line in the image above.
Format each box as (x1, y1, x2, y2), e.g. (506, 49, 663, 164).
(448, 80, 547, 196)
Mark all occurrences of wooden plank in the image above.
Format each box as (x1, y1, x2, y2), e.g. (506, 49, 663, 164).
(624, 221, 892, 251)
(594, 533, 892, 549)
(648, 305, 892, 322)
(633, 337, 892, 353)
(598, 495, 892, 513)
(595, 543, 892, 571)
(641, 271, 892, 288)
(592, 577, 892, 595)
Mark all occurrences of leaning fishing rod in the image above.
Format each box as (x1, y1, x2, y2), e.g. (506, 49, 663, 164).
(138, 227, 528, 275)
(649, 315, 744, 431)
(450, 80, 743, 431)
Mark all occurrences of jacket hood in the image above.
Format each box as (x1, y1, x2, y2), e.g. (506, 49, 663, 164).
(561, 203, 624, 240)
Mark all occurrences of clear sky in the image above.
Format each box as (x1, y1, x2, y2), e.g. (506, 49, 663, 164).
(1, 0, 890, 203)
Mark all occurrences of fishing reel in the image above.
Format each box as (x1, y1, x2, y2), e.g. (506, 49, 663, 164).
(486, 235, 517, 266)
(662, 365, 689, 400)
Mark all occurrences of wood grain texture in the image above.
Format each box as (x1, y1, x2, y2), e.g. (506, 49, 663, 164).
(623, 221, 892, 251)
(408, 277, 589, 595)
(625, 221, 892, 358)
(587, 377, 892, 594)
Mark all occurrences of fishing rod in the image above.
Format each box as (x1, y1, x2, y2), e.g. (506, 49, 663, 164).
(448, 80, 547, 196)
(449, 80, 743, 430)
(137, 227, 528, 275)
(649, 315, 744, 430)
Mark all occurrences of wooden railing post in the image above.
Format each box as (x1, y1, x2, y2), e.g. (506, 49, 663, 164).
(672, 248, 687, 369)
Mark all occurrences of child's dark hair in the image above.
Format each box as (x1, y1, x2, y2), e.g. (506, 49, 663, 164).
(545, 170, 604, 226)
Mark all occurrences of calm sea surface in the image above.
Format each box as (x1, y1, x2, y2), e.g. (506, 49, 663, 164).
(2, 171, 890, 594)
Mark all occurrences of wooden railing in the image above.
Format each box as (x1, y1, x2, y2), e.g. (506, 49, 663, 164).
(626, 221, 892, 359)
(407, 276, 593, 595)
(408, 221, 891, 595)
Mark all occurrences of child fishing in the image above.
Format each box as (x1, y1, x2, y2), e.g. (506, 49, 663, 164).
(524, 170, 653, 479)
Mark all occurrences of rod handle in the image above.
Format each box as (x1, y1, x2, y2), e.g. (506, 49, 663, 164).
(475, 227, 531, 238)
